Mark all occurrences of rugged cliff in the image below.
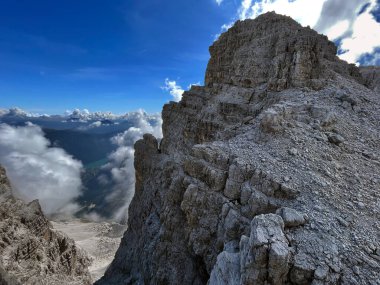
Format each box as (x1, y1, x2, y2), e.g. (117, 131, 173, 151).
(360, 66, 380, 92)
(0, 166, 92, 285)
(98, 12, 380, 285)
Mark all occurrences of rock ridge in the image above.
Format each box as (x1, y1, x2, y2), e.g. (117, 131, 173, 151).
(0, 166, 92, 285)
(98, 12, 380, 285)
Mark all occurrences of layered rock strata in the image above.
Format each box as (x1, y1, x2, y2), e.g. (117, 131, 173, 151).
(0, 166, 92, 285)
(98, 12, 380, 285)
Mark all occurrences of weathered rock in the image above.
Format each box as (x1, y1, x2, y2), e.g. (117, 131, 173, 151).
(208, 251, 240, 285)
(327, 132, 345, 145)
(360, 66, 380, 92)
(98, 12, 380, 285)
(209, 214, 290, 285)
(289, 147, 298, 156)
(240, 214, 290, 285)
(314, 265, 330, 280)
(290, 253, 316, 284)
(0, 166, 92, 285)
(276, 207, 307, 227)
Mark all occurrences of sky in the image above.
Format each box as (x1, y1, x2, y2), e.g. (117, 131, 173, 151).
(1, 0, 380, 114)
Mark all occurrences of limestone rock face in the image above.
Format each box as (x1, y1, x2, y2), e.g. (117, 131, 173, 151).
(98, 12, 380, 285)
(0, 166, 92, 285)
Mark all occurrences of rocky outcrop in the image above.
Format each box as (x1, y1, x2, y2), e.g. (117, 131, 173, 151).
(360, 66, 380, 92)
(0, 166, 92, 285)
(209, 214, 291, 285)
(98, 12, 380, 285)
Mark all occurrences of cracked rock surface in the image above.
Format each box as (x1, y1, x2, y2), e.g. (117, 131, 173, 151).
(97, 12, 380, 285)
(0, 166, 92, 285)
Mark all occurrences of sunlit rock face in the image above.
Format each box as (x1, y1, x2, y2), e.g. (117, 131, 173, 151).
(0, 166, 92, 285)
(98, 12, 380, 285)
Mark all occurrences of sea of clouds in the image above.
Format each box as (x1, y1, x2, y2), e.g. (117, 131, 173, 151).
(0, 123, 83, 215)
(0, 109, 163, 222)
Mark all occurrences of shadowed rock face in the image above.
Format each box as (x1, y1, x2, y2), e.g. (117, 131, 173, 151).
(360, 66, 380, 92)
(98, 12, 380, 285)
(0, 166, 92, 285)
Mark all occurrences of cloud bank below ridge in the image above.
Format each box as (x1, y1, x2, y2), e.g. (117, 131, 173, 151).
(0, 123, 83, 215)
(100, 110, 162, 222)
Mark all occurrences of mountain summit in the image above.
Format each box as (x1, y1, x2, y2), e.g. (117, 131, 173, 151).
(205, 12, 362, 91)
(97, 12, 380, 285)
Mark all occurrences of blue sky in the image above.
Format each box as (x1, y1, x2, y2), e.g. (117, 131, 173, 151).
(0, 0, 240, 114)
(1, 0, 379, 114)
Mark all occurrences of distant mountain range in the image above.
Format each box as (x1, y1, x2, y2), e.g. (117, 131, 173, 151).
(0, 107, 157, 131)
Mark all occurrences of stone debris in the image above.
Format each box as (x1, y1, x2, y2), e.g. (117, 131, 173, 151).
(275, 207, 307, 227)
(289, 148, 298, 156)
(326, 132, 345, 145)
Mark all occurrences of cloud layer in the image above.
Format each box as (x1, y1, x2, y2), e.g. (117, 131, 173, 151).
(162, 79, 201, 102)
(101, 110, 162, 222)
(222, 0, 380, 65)
(0, 123, 83, 215)
(162, 78, 185, 102)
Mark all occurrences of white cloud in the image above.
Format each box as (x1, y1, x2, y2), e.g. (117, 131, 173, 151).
(314, 0, 365, 32)
(339, 1, 380, 64)
(89, 121, 102, 128)
(0, 123, 83, 215)
(216, 0, 223, 5)
(188, 82, 201, 89)
(162, 79, 202, 102)
(64, 108, 117, 122)
(239, 0, 253, 20)
(102, 110, 162, 222)
(221, 22, 234, 32)
(0, 107, 44, 118)
(239, 0, 327, 27)
(227, 0, 380, 65)
(325, 20, 350, 40)
(162, 78, 185, 102)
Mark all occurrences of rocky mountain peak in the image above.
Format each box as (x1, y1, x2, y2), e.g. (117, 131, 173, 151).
(99, 13, 380, 285)
(205, 12, 362, 91)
